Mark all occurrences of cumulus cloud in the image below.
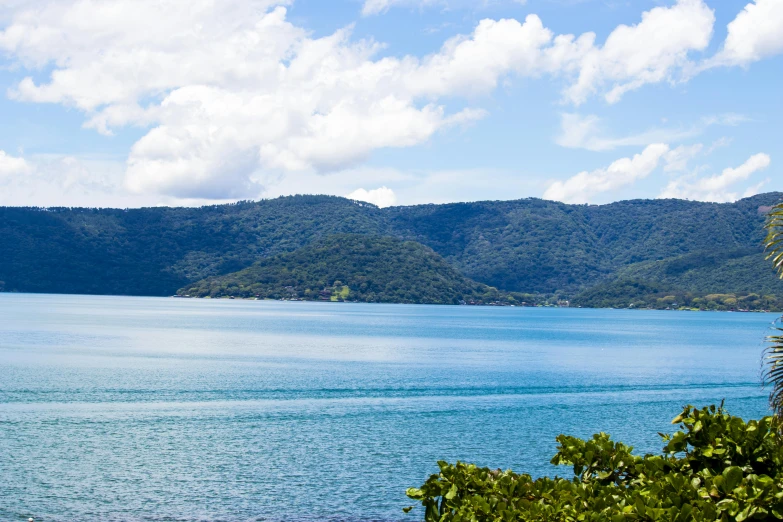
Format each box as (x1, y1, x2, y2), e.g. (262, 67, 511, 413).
(544, 143, 670, 204)
(0, 153, 233, 207)
(663, 144, 704, 173)
(0, 0, 720, 200)
(0, 150, 31, 179)
(347, 186, 397, 207)
(659, 152, 771, 202)
(707, 0, 783, 67)
(562, 0, 715, 105)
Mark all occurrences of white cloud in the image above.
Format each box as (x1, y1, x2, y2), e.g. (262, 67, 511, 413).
(0, 0, 720, 200)
(743, 178, 770, 199)
(0, 153, 235, 207)
(708, 0, 783, 67)
(659, 152, 771, 202)
(346, 186, 397, 207)
(543, 143, 669, 203)
(562, 0, 715, 105)
(0, 150, 31, 179)
(664, 144, 704, 173)
(555, 113, 603, 150)
(556, 112, 746, 152)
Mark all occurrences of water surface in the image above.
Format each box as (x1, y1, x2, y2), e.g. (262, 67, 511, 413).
(0, 294, 776, 521)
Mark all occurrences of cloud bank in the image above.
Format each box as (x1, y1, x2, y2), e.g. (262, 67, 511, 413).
(0, 0, 728, 200)
(543, 144, 670, 204)
(0, 150, 30, 179)
(660, 153, 771, 202)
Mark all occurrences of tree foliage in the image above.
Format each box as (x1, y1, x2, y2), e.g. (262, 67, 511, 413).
(406, 405, 783, 522)
(1, 193, 781, 301)
(764, 203, 783, 416)
(179, 234, 536, 305)
(573, 279, 783, 312)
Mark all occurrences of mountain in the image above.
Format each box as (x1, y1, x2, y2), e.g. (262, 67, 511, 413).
(179, 234, 530, 305)
(386, 194, 782, 293)
(571, 247, 783, 310)
(613, 248, 783, 296)
(0, 196, 385, 296)
(1, 192, 781, 302)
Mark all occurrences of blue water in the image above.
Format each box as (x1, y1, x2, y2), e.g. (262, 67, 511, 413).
(0, 294, 777, 521)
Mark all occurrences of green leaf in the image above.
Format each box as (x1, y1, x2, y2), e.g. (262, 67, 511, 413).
(722, 466, 743, 492)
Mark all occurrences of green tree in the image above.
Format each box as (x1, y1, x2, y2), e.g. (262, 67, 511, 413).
(405, 405, 783, 521)
(764, 203, 783, 417)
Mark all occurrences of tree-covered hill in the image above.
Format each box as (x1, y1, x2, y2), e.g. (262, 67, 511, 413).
(0, 192, 781, 301)
(386, 193, 783, 293)
(178, 234, 528, 305)
(571, 247, 783, 311)
(0, 196, 386, 295)
(615, 248, 783, 296)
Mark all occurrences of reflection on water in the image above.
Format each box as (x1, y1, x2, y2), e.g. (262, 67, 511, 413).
(0, 294, 775, 521)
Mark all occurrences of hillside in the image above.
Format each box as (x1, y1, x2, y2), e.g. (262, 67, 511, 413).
(571, 247, 783, 311)
(0, 197, 386, 296)
(178, 235, 528, 305)
(386, 194, 782, 293)
(0, 192, 781, 301)
(614, 248, 783, 296)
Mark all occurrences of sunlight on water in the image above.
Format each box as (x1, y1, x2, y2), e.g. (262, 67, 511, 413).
(0, 294, 776, 521)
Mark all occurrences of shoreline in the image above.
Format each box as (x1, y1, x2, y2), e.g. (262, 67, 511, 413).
(172, 294, 781, 313)
(0, 291, 779, 313)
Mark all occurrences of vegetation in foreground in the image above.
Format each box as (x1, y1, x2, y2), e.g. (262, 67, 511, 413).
(763, 203, 783, 416)
(406, 405, 783, 522)
(178, 234, 537, 305)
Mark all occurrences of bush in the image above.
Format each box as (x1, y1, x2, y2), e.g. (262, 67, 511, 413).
(405, 405, 783, 521)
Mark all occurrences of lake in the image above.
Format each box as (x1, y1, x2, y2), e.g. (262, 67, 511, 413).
(0, 294, 777, 521)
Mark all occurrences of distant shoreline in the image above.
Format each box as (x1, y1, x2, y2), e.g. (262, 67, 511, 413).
(171, 294, 780, 312)
(0, 291, 780, 312)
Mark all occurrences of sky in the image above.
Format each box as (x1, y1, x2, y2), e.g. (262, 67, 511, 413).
(0, 0, 781, 208)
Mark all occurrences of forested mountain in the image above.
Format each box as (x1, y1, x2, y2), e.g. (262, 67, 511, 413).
(0, 197, 385, 295)
(1, 192, 781, 303)
(386, 194, 782, 293)
(180, 235, 530, 305)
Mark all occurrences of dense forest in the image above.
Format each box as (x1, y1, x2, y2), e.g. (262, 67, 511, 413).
(180, 234, 534, 305)
(572, 279, 783, 311)
(1, 192, 781, 308)
(572, 246, 783, 310)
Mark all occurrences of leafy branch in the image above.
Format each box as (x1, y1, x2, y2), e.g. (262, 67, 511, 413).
(764, 202, 783, 417)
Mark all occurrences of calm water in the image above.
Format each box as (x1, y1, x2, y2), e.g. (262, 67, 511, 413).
(0, 294, 777, 521)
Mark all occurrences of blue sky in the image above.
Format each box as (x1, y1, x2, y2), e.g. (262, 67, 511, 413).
(0, 0, 780, 208)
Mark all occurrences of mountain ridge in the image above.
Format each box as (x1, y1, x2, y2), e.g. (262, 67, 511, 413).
(1, 192, 781, 301)
(179, 234, 531, 305)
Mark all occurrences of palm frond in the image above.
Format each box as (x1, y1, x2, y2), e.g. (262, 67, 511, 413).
(765, 203, 783, 279)
(764, 202, 783, 417)
(763, 324, 783, 417)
